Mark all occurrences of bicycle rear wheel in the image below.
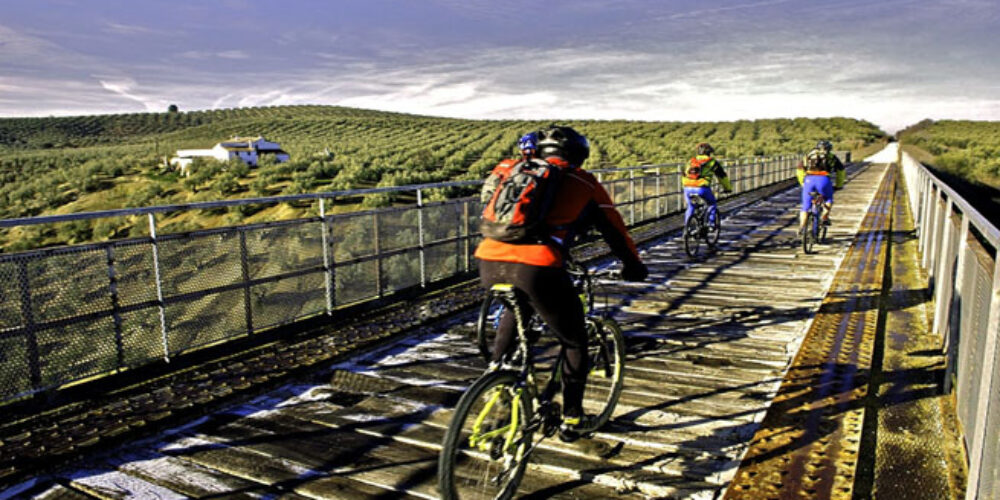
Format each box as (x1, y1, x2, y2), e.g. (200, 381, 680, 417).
(802, 212, 816, 254)
(584, 317, 627, 431)
(439, 370, 535, 500)
(475, 292, 501, 363)
(683, 215, 701, 258)
(706, 214, 721, 248)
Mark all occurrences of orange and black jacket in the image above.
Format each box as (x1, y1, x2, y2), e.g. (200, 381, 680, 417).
(475, 157, 641, 268)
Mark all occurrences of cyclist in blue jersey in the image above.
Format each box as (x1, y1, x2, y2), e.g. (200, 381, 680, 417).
(796, 140, 846, 233)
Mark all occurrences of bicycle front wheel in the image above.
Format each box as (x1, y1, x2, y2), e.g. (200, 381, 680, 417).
(439, 370, 535, 500)
(584, 317, 627, 431)
(683, 215, 701, 258)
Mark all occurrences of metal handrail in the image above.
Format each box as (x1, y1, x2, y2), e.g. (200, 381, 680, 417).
(0, 157, 783, 229)
(898, 145, 1000, 500)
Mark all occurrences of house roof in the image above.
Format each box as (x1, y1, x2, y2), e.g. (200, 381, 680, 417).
(218, 136, 283, 152)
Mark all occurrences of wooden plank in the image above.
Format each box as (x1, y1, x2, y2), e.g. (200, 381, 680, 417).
(28, 484, 94, 500)
(70, 470, 188, 500)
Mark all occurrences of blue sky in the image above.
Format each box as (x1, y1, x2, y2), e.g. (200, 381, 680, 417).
(1, 0, 998, 133)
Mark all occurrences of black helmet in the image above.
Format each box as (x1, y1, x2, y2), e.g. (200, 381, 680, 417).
(537, 125, 590, 166)
(696, 142, 714, 156)
(816, 140, 833, 152)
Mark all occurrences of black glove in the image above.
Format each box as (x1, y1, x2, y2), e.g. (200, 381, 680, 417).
(723, 189, 733, 194)
(622, 261, 649, 282)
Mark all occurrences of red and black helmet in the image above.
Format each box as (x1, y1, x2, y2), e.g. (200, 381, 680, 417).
(696, 142, 714, 156)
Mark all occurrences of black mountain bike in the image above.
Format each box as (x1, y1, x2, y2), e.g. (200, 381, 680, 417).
(801, 191, 828, 254)
(440, 264, 626, 500)
(683, 194, 721, 258)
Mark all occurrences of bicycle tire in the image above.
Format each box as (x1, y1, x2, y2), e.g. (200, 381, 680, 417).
(683, 214, 701, 258)
(439, 370, 535, 500)
(476, 292, 500, 364)
(820, 220, 828, 243)
(706, 214, 721, 248)
(802, 212, 815, 254)
(584, 317, 627, 430)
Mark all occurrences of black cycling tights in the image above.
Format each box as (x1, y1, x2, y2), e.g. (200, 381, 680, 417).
(478, 260, 589, 418)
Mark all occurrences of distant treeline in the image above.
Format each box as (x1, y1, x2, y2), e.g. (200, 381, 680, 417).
(898, 119, 1000, 190)
(0, 105, 887, 251)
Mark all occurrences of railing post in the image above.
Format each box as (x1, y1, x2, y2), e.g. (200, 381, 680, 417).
(943, 216, 970, 393)
(923, 187, 938, 270)
(16, 260, 40, 390)
(373, 212, 383, 297)
(932, 202, 956, 336)
(319, 198, 334, 314)
(463, 201, 471, 273)
(629, 170, 636, 226)
(965, 252, 1000, 500)
(655, 168, 662, 217)
(239, 229, 253, 336)
(148, 213, 169, 362)
(920, 180, 934, 263)
(638, 173, 646, 223)
(417, 189, 426, 288)
(676, 168, 684, 214)
(105, 246, 124, 369)
(929, 191, 946, 280)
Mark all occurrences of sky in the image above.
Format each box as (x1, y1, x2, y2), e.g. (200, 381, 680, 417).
(1, 0, 998, 133)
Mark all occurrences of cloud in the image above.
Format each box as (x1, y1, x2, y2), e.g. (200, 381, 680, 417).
(102, 22, 154, 36)
(179, 50, 250, 60)
(217, 50, 249, 60)
(666, 0, 796, 20)
(97, 77, 168, 112)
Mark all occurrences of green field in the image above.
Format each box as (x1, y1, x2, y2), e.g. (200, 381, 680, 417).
(0, 105, 888, 251)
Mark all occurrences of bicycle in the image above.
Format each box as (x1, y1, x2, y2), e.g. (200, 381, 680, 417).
(801, 191, 828, 254)
(474, 260, 594, 364)
(440, 264, 626, 500)
(683, 193, 721, 258)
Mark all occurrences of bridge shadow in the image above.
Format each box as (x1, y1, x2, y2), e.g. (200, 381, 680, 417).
(622, 360, 945, 487)
(148, 393, 446, 499)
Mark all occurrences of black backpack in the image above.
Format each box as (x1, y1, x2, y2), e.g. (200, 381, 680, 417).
(479, 158, 562, 243)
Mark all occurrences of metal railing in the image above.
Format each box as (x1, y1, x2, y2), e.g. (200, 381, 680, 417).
(899, 146, 1000, 500)
(0, 155, 800, 404)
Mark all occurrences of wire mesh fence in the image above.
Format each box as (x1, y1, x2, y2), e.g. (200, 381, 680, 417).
(900, 149, 1000, 500)
(0, 155, 800, 404)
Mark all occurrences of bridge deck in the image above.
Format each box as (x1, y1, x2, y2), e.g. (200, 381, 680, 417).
(2, 162, 960, 499)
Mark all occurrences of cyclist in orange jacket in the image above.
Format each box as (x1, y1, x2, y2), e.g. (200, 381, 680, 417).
(475, 125, 648, 441)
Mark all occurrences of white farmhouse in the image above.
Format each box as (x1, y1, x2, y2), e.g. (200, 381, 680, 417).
(170, 136, 290, 175)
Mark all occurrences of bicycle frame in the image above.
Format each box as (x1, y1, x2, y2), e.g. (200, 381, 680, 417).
(475, 285, 563, 439)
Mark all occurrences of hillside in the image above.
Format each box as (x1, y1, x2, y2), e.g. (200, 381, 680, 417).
(898, 119, 1000, 226)
(0, 106, 887, 251)
(897, 119, 1000, 189)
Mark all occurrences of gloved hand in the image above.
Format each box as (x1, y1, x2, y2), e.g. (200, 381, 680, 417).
(723, 189, 733, 194)
(622, 261, 649, 282)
